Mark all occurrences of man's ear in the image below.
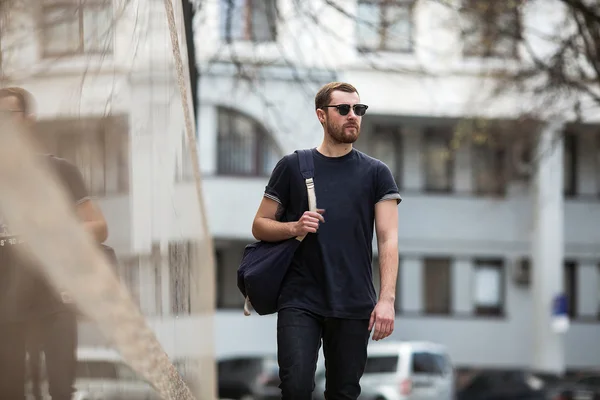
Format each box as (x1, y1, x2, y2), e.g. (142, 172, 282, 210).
(316, 109, 326, 125)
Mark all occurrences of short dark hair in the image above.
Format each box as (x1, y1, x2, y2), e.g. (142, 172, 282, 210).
(314, 82, 359, 110)
(0, 87, 36, 115)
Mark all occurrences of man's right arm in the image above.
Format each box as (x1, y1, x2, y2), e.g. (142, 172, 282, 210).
(252, 198, 325, 242)
(254, 155, 324, 242)
(252, 198, 296, 242)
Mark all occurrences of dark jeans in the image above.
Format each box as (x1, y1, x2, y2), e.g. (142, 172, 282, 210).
(277, 308, 370, 400)
(0, 310, 77, 400)
(34, 311, 78, 400)
(0, 323, 27, 399)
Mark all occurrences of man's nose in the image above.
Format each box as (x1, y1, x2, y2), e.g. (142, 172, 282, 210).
(347, 109, 358, 120)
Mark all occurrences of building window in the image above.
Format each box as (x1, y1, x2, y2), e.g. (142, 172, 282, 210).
(220, 0, 277, 43)
(149, 243, 163, 317)
(564, 261, 577, 319)
(461, 0, 521, 58)
(169, 241, 192, 315)
(120, 256, 141, 310)
(368, 125, 402, 187)
(423, 258, 451, 315)
(563, 131, 577, 197)
(48, 119, 129, 196)
(217, 107, 281, 176)
(216, 250, 225, 308)
(121, 247, 163, 317)
(472, 139, 505, 196)
(216, 248, 246, 309)
(356, 0, 413, 53)
(41, 0, 113, 58)
(423, 128, 453, 193)
(597, 264, 600, 320)
(473, 259, 504, 316)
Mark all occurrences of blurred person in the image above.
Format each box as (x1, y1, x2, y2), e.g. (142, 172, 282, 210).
(0, 87, 108, 399)
(251, 82, 401, 400)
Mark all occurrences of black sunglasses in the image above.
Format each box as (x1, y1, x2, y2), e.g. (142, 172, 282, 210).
(322, 103, 368, 117)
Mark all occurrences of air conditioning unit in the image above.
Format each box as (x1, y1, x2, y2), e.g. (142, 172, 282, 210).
(512, 258, 530, 286)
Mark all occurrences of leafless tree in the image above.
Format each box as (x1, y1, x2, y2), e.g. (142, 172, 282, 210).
(198, 0, 599, 184)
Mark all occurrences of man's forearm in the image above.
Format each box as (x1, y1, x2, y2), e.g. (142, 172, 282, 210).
(378, 238, 399, 303)
(252, 217, 296, 242)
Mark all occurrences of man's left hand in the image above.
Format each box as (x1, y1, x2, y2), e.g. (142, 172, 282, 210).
(368, 298, 395, 341)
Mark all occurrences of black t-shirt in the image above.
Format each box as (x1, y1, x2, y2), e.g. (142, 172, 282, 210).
(0, 155, 90, 323)
(264, 148, 401, 320)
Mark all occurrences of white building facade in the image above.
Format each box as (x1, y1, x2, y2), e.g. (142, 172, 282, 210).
(194, 0, 600, 373)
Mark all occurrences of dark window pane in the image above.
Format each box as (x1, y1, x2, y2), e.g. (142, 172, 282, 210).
(423, 258, 451, 314)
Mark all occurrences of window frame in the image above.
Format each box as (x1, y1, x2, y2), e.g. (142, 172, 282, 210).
(471, 137, 506, 197)
(216, 249, 245, 310)
(423, 128, 454, 193)
(473, 258, 505, 317)
(216, 107, 280, 177)
(563, 131, 577, 197)
(564, 260, 577, 319)
(423, 257, 452, 315)
(220, 0, 278, 43)
(49, 119, 129, 197)
(356, 0, 414, 53)
(40, 0, 114, 59)
(460, 0, 521, 59)
(370, 124, 403, 188)
(169, 241, 192, 316)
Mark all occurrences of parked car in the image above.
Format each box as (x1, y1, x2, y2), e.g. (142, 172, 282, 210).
(551, 374, 600, 400)
(258, 340, 454, 400)
(218, 355, 278, 400)
(321, 341, 454, 400)
(457, 370, 594, 400)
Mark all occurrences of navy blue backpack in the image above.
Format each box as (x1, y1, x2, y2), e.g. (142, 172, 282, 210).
(237, 149, 317, 316)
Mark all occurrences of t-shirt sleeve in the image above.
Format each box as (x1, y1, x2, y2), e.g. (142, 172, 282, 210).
(376, 160, 402, 204)
(264, 155, 291, 209)
(56, 159, 91, 205)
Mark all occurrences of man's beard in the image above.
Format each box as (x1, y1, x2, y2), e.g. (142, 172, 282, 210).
(326, 119, 360, 144)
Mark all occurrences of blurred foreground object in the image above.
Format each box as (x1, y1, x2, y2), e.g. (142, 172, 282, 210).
(0, 115, 195, 399)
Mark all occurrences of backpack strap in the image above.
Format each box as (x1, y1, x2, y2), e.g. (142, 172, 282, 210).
(296, 149, 317, 214)
(294, 149, 317, 242)
(297, 149, 315, 180)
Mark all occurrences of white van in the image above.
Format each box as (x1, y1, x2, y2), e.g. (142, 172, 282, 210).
(313, 341, 454, 400)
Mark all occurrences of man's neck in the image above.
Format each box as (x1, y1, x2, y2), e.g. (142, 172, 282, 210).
(317, 138, 353, 158)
